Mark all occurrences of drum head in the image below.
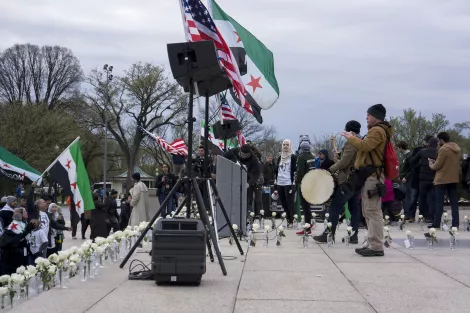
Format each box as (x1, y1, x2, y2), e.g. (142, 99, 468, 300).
(300, 169, 335, 205)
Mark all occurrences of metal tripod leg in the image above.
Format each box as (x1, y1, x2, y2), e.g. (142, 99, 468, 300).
(209, 179, 244, 256)
(119, 178, 186, 268)
(192, 177, 227, 276)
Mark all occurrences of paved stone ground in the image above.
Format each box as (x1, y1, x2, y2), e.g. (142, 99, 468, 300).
(8, 208, 470, 313)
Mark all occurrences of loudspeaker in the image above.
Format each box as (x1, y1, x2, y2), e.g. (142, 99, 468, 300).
(152, 218, 206, 286)
(213, 119, 240, 140)
(167, 41, 232, 97)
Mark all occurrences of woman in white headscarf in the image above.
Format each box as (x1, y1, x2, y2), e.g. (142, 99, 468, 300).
(275, 139, 297, 226)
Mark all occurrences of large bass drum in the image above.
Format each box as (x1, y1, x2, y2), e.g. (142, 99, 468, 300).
(300, 169, 335, 205)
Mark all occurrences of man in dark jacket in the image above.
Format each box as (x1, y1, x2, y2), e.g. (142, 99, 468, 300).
(224, 144, 262, 214)
(397, 141, 417, 222)
(155, 164, 177, 217)
(106, 190, 120, 232)
(263, 156, 276, 185)
(295, 141, 315, 233)
(314, 120, 361, 243)
(462, 155, 470, 199)
(411, 137, 437, 222)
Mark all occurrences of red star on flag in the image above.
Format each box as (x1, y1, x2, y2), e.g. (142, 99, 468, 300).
(76, 200, 81, 209)
(219, 142, 224, 149)
(71, 182, 77, 190)
(2, 163, 9, 168)
(234, 31, 241, 43)
(10, 223, 18, 230)
(247, 75, 263, 93)
(65, 160, 72, 170)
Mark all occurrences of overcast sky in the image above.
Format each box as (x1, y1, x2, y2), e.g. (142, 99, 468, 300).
(1, 0, 469, 144)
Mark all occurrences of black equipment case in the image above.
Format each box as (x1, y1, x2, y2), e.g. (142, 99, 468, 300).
(152, 218, 206, 285)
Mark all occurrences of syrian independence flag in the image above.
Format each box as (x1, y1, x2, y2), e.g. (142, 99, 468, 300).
(0, 145, 42, 184)
(44, 138, 94, 215)
(210, 0, 280, 117)
(200, 120, 238, 152)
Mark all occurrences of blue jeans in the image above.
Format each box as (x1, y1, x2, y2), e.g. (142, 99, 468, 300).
(328, 185, 361, 236)
(418, 181, 435, 220)
(158, 194, 175, 217)
(404, 182, 419, 219)
(433, 183, 459, 228)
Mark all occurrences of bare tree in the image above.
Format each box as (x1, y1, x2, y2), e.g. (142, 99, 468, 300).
(0, 44, 83, 109)
(85, 62, 187, 188)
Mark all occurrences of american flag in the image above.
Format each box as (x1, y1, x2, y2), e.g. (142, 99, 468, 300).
(180, 0, 253, 115)
(141, 128, 188, 156)
(219, 98, 247, 146)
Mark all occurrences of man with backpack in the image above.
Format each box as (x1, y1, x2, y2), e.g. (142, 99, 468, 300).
(342, 104, 396, 257)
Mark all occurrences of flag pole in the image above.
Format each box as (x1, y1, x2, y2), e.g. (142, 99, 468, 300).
(41, 137, 80, 177)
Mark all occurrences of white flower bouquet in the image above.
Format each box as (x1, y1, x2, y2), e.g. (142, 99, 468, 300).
(428, 228, 438, 249)
(383, 226, 392, 247)
(276, 225, 286, 246)
(35, 257, 54, 291)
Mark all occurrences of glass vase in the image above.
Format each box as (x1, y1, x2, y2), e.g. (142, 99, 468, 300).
(276, 234, 283, 247)
(260, 218, 265, 229)
(118, 240, 127, 259)
(35, 274, 43, 294)
(428, 240, 434, 250)
(450, 235, 456, 250)
(310, 219, 316, 230)
(327, 233, 334, 248)
(344, 234, 351, 248)
(57, 268, 70, 289)
(1, 296, 5, 310)
(80, 260, 88, 282)
(263, 232, 268, 247)
(28, 277, 37, 298)
(409, 235, 414, 249)
(9, 295, 15, 309)
(302, 233, 309, 248)
(19, 283, 28, 300)
(99, 254, 104, 268)
(14, 283, 20, 300)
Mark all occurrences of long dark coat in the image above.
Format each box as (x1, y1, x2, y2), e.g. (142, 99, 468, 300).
(90, 200, 109, 239)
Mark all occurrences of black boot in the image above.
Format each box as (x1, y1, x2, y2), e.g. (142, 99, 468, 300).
(313, 232, 334, 243)
(342, 233, 358, 244)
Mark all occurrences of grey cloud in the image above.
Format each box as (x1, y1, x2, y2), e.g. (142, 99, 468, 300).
(1, 0, 469, 146)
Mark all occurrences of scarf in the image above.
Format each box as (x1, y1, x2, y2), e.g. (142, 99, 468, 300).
(280, 139, 292, 163)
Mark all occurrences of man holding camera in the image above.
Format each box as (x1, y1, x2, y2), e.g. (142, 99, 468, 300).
(342, 104, 393, 257)
(156, 164, 177, 217)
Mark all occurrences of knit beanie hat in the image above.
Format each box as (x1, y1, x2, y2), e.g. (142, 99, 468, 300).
(345, 120, 361, 134)
(6, 196, 17, 206)
(367, 104, 386, 121)
(300, 141, 311, 152)
(239, 144, 252, 160)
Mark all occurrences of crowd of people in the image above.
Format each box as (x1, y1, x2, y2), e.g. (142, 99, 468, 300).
(0, 172, 153, 275)
(1, 104, 469, 267)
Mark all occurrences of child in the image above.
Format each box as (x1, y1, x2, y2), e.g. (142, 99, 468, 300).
(27, 224, 48, 265)
(381, 179, 396, 224)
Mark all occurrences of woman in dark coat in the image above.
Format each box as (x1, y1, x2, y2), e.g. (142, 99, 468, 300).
(105, 190, 120, 233)
(0, 208, 38, 275)
(90, 193, 109, 240)
(119, 194, 132, 231)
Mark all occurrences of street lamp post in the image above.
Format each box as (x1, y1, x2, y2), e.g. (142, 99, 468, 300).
(102, 64, 113, 202)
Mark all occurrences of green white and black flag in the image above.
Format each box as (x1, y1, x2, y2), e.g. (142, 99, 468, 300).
(43, 137, 94, 214)
(210, 0, 280, 120)
(0, 145, 42, 184)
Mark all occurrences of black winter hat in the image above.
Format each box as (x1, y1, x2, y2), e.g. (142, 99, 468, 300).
(367, 104, 386, 121)
(132, 172, 141, 180)
(345, 120, 361, 134)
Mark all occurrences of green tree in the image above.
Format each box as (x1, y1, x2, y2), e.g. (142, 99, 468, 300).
(390, 109, 449, 149)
